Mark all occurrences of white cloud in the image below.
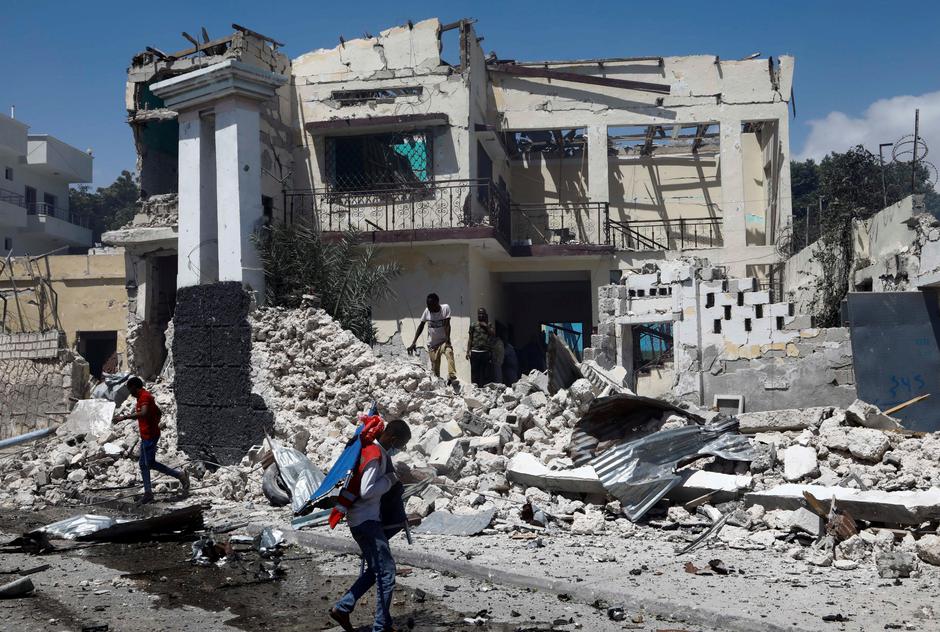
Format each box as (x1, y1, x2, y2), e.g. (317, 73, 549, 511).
(797, 90, 940, 162)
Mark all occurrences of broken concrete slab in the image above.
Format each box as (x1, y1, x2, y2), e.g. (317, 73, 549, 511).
(845, 399, 901, 430)
(846, 427, 891, 462)
(876, 550, 917, 578)
(782, 445, 818, 481)
(915, 534, 940, 566)
(60, 400, 116, 438)
(737, 407, 830, 433)
(428, 439, 465, 476)
(789, 507, 824, 537)
(507, 453, 605, 495)
(746, 484, 940, 524)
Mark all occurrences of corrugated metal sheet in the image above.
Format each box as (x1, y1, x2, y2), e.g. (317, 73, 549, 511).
(590, 417, 754, 521)
(412, 508, 496, 536)
(569, 393, 703, 466)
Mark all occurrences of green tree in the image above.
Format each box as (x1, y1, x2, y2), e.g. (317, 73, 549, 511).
(255, 220, 401, 344)
(69, 170, 139, 242)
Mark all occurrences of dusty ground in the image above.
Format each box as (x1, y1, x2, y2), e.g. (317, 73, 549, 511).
(0, 506, 713, 632)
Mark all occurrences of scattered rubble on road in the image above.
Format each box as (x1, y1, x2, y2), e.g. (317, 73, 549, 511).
(4, 304, 940, 587)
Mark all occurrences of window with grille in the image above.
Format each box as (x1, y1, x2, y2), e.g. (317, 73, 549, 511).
(326, 132, 432, 191)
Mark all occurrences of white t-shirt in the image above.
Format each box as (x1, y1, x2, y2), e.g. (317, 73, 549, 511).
(421, 304, 451, 348)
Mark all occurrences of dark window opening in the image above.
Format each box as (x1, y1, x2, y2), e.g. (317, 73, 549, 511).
(609, 269, 623, 284)
(476, 141, 493, 203)
(713, 319, 722, 334)
(632, 322, 673, 372)
(331, 86, 423, 107)
(77, 331, 118, 379)
(637, 289, 646, 297)
(724, 305, 732, 320)
(744, 318, 752, 332)
(4, 167, 12, 181)
(776, 316, 785, 330)
(3, 237, 11, 251)
(755, 304, 763, 318)
(629, 289, 636, 297)
(326, 132, 432, 191)
(262, 195, 273, 225)
(705, 293, 715, 308)
(788, 303, 795, 317)
(737, 292, 744, 306)
(24, 186, 36, 214)
(43, 192, 57, 215)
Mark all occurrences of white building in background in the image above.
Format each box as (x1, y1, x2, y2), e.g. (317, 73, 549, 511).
(0, 112, 93, 257)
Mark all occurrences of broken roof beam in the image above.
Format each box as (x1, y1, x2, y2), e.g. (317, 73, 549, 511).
(515, 56, 665, 68)
(642, 125, 656, 155)
(488, 63, 671, 95)
(231, 23, 285, 48)
(164, 34, 235, 61)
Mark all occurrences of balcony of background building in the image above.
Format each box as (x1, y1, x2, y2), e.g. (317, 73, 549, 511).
(26, 135, 93, 183)
(0, 187, 28, 228)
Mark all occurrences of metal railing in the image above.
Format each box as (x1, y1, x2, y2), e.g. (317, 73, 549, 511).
(607, 217, 722, 251)
(0, 188, 89, 228)
(286, 179, 510, 240)
(510, 202, 608, 245)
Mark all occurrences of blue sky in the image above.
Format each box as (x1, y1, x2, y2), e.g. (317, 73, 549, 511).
(2, 0, 938, 188)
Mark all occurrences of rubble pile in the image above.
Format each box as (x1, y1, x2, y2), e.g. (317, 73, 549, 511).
(3, 305, 940, 576)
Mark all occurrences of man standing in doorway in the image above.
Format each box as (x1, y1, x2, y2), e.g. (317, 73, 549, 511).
(467, 308, 496, 387)
(112, 377, 189, 504)
(407, 293, 457, 387)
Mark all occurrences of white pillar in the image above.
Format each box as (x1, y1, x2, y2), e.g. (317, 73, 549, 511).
(150, 60, 287, 301)
(587, 124, 610, 204)
(720, 118, 747, 254)
(215, 98, 264, 293)
(177, 110, 219, 288)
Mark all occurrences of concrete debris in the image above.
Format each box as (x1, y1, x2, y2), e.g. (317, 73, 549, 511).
(915, 534, 940, 566)
(5, 304, 940, 583)
(845, 399, 901, 430)
(875, 550, 918, 578)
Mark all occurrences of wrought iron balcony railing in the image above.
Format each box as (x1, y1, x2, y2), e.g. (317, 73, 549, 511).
(607, 216, 722, 251)
(286, 179, 510, 239)
(510, 202, 609, 245)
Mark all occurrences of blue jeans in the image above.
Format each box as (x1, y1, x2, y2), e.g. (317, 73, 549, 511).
(139, 437, 181, 495)
(334, 520, 396, 632)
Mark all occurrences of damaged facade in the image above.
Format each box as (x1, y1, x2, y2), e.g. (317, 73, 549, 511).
(106, 18, 794, 384)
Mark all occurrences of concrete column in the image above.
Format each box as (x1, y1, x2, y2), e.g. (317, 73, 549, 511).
(178, 111, 219, 288)
(214, 97, 265, 295)
(587, 124, 610, 204)
(775, 115, 793, 243)
(720, 118, 746, 253)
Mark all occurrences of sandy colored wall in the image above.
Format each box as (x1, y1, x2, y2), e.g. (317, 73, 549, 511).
(372, 243, 474, 382)
(0, 253, 128, 359)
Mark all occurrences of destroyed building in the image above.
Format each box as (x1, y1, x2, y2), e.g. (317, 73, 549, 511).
(104, 18, 795, 385)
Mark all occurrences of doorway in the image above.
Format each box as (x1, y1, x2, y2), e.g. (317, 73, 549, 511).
(77, 331, 118, 378)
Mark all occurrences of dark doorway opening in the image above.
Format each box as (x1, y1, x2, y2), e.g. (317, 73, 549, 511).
(77, 331, 118, 378)
(502, 276, 592, 376)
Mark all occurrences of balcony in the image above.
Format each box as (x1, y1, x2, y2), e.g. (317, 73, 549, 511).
(286, 180, 723, 254)
(0, 188, 27, 228)
(287, 179, 510, 240)
(607, 217, 723, 251)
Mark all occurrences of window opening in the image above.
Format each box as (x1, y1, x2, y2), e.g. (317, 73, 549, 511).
(326, 131, 432, 191)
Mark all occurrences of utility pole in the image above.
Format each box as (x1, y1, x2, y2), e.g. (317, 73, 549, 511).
(912, 109, 920, 196)
(879, 143, 892, 209)
(804, 206, 809, 248)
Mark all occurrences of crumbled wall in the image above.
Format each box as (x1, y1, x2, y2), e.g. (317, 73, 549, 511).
(292, 18, 475, 189)
(0, 332, 88, 439)
(126, 31, 293, 215)
(172, 282, 273, 464)
(588, 258, 856, 412)
(131, 193, 179, 228)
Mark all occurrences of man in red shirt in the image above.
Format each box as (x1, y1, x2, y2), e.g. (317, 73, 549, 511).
(113, 377, 189, 504)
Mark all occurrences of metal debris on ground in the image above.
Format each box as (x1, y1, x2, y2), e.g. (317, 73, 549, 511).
(254, 526, 286, 556)
(36, 514, 118, 540)
(676, 514, 729, 555)
(267, 438, 326, 513)
(590, 417, 754, 521)
(0, 576, 35, 598)
(412, 508, 496, 536)
(26, 506, 204, 544)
